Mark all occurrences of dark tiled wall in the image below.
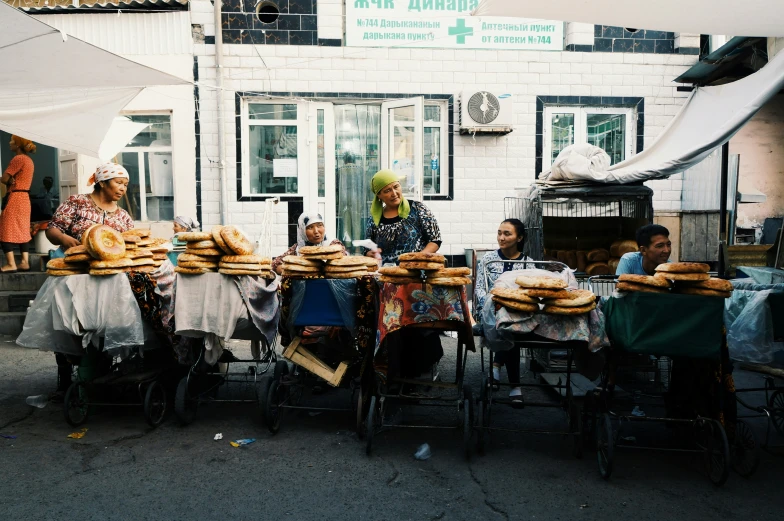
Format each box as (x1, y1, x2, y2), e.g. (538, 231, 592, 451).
(220, 0, 339, 46)
(565, 26, 698, 55)
(534, 95, 645, 178)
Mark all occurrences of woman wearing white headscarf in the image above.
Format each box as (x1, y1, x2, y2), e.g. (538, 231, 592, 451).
(271, 211, 347, 274)
(46, 162, 134, 252)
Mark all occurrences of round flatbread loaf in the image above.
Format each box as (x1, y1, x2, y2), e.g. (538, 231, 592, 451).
(399, 261, 444, 271)
(325, 265, 369, 273)
(219, 226, 255, 256)
(655, 262, 710, 274)
(585, 262, 611, 276)
(185, 248, 224, 257)
(222, 254, 268, 264)
(178, 253, 220, 263)
(564, 251, 578, 270)
(674, 286, 732, 298)
(610, 239, 638, 258)
(175, 266, 211, 275)
(655, 272, 710, 282)
(125, 249, 154, 259)
(89, 269, 125, 276)
(132, 258, 155, 267)
(179, 260, 218, 269)
(378, 266, 419, 277)
(299, 244, 343, 255)
(362, 258, 381, 267)
(300, 252, 344, 261)
(427, 277, 471, 286)
(121, 234, 140, 244)
(282, 270, 321, 278)
(123, 229, 150, 238)
(378, 276, 423, 285)
(152, 261, 164, 267)
(178, 231, 212, 242)
(492, 296, 539, 313)
(47, 258, 70, 270)
(542, 289, 596, 307)
(211, 226, 233, 254)
(398, 252, 446, 263)
(679, 278, 733, 292)
(125, 244, 137, 250)
(428, 267, 471, 277)
(129, 265, 156, 274)
(283, 264, 322, 272)
(523, 288, 574, 299)
(152, 253, 168, 261)
(65, 245, 87, 256)
(90, 258, 133, 269)
(63, 254, 92, 264)
(86, 225, 126, 261)
(543, 302, 597, 315)
(327, 256, 370, 267)
(219, 269, 262, 276)
(187, 239, 218, 250)
(366, 264, 378, 273)
(81, 224, 100, 247)
(616, 281, 669, 294)
(490, 287, 538, 304)
(219, 262, 262, 270)
(608, 258, 620, 273)
(618, 273, 671, 288)
(587, 249, 610, 262)
(325, 271, 367, 279)
(47, 268, 86, 276)
(282, 255, 321, 267)
(515, 276, 567, 289)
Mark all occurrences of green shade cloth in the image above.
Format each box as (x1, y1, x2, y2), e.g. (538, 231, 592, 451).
(603, 293, 725, 359)
(370, 169, 410, 225)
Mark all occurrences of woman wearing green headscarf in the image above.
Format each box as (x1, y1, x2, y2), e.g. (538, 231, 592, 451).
(364, 169, 442, 265)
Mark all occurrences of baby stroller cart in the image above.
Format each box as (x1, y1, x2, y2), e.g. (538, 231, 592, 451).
(477, 260, 606, 458)
(365, 280, 474, 458)
(259, 276, 376, 434)
(595, 290, 735, 486)
(172, 272, 279, 425)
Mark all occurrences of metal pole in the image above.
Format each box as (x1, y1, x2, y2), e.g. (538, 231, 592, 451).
(719, 142, 729, 277)
(215, 0, 228, 225)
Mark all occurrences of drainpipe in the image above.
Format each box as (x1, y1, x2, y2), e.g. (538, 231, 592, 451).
(214, 0, 228, 225)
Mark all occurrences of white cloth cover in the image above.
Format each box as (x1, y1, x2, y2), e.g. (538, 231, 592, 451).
(472, 0, 784, 37)
(540, 49, 784, 183)
(0, 3, 186, 160)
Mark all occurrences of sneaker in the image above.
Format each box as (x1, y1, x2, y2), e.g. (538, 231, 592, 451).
(492, 366, 501, 384)
(509, 387, 524, 408)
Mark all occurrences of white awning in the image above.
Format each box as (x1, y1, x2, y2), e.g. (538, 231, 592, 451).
(472, 0, 784, 38)
(0, 3, 187, 160)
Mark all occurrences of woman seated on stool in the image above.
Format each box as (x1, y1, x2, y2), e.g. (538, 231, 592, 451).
(271, 211, 347, 275)
(473, 218, 532, 406)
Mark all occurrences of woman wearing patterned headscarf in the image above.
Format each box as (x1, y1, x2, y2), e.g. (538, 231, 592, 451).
(46, 162, 134, 253)
(270, 211, 348, 275)
(0, 135, 37, 272)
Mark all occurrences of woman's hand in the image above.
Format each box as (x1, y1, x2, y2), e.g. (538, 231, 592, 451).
(45, 226, 80, 250)
(60, 235, 81, 250)
(365, 248, 382, 261)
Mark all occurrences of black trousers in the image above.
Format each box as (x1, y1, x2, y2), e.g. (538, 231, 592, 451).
(386, 329, 444, 380)
(493, 348, 521, 385)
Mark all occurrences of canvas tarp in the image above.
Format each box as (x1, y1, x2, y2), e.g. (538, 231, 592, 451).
(472, 0, 784, 38)
(0, 3, 187, 160)
(540, 47, 784, 183)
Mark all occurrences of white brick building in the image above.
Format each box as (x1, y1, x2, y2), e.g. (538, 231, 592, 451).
(190, 0, 701, 262)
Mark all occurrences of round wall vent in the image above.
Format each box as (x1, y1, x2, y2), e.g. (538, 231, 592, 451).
(467, 92, 500, 124)
(256, 1, 280, 24)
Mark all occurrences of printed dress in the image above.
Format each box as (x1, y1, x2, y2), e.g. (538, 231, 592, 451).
(49, 194, 134, 241)
(364, 200, 442, 265)
(473, 250, 533, 316)
(0, 154, 34, 243)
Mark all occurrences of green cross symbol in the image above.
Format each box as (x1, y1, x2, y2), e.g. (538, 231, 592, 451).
(448, 18, 473, 44)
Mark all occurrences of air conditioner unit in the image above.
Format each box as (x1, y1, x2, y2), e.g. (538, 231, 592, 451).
(459, 90, 514, 135)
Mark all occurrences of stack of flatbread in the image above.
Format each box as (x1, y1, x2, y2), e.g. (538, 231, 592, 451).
(218, 255, 273, 278)
(46, 250, 90, 276)
(492, 276, 596, 315)
(655, 262, 733, 298)
(176, 231, 220, 275)
(616, 273, 672, 294)
(324, 255, 372, 279)
(122, 230, 168, 270)
(281, 255, 323, 278)
(175, 225, 256, 276)
(378, 265, 422, 284)
(398, 252, 446, 271)
(426, 267, 472, 287)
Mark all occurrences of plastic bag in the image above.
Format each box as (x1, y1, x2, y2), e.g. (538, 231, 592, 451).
(725, 288, 784, 364)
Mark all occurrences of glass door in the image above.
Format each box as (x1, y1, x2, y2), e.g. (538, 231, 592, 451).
(307, 102, 336, 236)
(381, 97, 424, 201)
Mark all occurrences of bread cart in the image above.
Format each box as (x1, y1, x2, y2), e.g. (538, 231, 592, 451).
(591, 289, 735, 486)
(257, 276, 377, 435)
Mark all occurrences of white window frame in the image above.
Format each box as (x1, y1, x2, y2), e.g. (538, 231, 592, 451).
(543, 105, 636, 168)
(241, 99, 309, 198)
(423, 100, 450, 198)
(118, 112, 173, 222)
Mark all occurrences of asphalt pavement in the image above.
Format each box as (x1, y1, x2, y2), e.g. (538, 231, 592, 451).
(1, 336, 782, 521)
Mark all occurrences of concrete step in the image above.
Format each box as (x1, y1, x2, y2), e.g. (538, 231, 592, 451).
(0, 272, 48, 291)
(1, 253, 50, 272)
(0, 311, 26, 336)
(0, 291, 39, 312)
